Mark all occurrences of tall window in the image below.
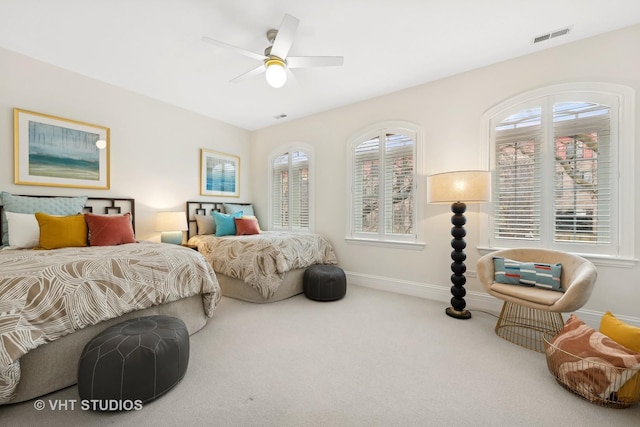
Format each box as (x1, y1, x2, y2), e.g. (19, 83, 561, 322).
(348, 122, 422, 246)
(484, 83, 634, 259)
(269, 145, 312, 231)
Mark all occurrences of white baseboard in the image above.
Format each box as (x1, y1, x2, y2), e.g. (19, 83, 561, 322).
(345, 271, 640, 329)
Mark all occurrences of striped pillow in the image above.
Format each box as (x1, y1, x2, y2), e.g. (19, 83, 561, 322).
(493, 257, 563, 291)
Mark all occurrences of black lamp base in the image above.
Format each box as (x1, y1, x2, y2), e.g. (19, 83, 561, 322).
(445, 307, 472, 319)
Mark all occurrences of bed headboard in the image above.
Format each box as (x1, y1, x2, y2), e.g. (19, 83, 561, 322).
(186, 200, 253, 239)
(0, 196, 136, 239)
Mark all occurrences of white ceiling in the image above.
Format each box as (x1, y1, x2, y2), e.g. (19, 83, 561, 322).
(1, 0, 639, 130)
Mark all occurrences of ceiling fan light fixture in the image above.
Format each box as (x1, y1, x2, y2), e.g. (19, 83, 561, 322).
(265, 58, 287, 88)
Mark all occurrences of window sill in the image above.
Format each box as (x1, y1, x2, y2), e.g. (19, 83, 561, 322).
(477, 246, 639, 268)
(344, 237, 426, 251)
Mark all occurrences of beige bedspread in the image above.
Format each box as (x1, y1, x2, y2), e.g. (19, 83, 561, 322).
(0, 242, 221, 404)
(188, 231, 337, 299)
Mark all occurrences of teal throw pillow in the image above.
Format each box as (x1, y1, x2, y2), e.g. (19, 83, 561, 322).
(493, 257, 563, 292)
(213, 210, 243, 236)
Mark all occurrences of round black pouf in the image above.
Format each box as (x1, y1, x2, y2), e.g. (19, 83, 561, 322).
(78, 315, 189, 408)
(304, 265, 347, 301)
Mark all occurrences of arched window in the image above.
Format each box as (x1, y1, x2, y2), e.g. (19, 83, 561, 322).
(269, 144, 313, 231)
(481, 83, 634, 261)
(347, 121, 423, 247)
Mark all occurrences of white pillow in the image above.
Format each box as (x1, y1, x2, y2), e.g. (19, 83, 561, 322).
(6, 211, 40, 249)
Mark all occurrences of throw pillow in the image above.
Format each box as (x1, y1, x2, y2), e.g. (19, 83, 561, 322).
(213, 210, 242, 236)
(5, 212, 40, 249)
(1, 192, 87, 246)
(235, 216, 261, 235)
(85, 213, 136, 246)
(493, 257, 563, 291)
(599, 312, 640, 401)
(196, 213, 215, 235)
(548, 314, 640, 401)
(223, 203, 255, 216)
(35, 212, 88, 249)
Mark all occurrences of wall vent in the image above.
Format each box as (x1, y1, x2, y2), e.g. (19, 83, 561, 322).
(533, 26, 572, 44)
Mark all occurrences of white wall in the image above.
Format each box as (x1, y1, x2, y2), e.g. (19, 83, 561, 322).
(0, 47, 251, 241)
(250, 24, 640, 326)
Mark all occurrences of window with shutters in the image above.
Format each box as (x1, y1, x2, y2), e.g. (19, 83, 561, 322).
(483, 83, 635, 260)
(347, 122, 423, 247)
(269, 144, 312, 231)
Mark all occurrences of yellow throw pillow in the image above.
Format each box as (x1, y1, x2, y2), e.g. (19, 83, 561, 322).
(599, 312, 640, 402)
(35, 212, 88, 249)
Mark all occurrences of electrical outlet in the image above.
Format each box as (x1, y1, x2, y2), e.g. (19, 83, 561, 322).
(467, 270, 477, 278)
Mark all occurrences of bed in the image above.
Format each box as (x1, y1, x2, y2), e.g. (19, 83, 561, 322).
(186, 201, 337, 303)
(0, 194, 221, 405)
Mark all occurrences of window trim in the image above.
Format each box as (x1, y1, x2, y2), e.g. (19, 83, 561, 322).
(345, 120, 425, 248)
(267, 142, 314, 232)
(479, 82, 636, 263)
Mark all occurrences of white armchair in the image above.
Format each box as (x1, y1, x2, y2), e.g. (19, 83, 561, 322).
(477, 248, 597, 352)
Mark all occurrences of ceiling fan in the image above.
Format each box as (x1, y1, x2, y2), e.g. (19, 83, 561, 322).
(202, 14, 343, 88)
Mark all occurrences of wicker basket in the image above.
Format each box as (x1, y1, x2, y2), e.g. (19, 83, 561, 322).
(543, 334, 640, 408)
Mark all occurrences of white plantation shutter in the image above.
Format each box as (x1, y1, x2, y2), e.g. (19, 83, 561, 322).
(271, 150, 310, 231)
(384, 134, 414, 235)
(351, 127, 417, 242)
(489, 88, 625, 256)
(494, 107, 543, 240)
(552, 102, 611, 244)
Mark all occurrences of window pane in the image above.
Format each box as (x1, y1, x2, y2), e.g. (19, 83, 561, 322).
(553, 102, 610, 243)
(493, 107, 542, 240)
(354, 137, 380, 233)
(384, 133, 414, 235)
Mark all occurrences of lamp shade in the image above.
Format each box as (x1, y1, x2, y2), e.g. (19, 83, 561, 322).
(427, 170, 491, 204)
(265, 59, 287, 88)
(155, 211, 188, 232)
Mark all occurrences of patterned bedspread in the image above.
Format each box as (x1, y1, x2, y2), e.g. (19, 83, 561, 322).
(0, 242, 221, 404)
(188, 231, 337, 299)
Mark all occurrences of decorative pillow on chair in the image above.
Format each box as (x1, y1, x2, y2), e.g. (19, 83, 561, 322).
(5, 212, 40, 249)
(85, 212, 136, 246)
(548, 314, 640, 401)
(213, 211, 243, 236)
(35, 212, 88, 249)
(235, 216, 261, 235)
(493, 257, 563, 291)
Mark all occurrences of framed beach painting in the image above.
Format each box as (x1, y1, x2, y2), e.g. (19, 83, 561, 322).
(200, 149, 240, 197)
(14, 108, 110, 189)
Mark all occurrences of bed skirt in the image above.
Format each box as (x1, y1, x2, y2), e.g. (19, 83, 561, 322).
(217, 268, 305, 303)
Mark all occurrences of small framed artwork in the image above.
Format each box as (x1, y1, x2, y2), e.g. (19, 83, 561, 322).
(200, 149, 240, 197)
(14, 108, 110, 189)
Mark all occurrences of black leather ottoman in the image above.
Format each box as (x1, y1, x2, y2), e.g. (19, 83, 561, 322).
(304, 265, 347, 301)
(78, 315, 189, 408)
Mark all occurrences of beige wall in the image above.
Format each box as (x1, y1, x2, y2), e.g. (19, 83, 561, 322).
(250, 24, 640, 325)
(0, 47, 252, 241)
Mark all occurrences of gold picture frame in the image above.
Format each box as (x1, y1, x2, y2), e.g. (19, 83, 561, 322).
(14, 108, 110, 189)
(200, 149, 240, 197)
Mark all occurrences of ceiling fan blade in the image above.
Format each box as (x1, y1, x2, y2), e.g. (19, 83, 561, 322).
(202, 36, 266, 62)
(286, 56, 344, 69)
(230, 64, 266, 83)
(270, 14, 299, 59)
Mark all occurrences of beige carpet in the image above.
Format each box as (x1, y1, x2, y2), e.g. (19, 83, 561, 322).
(1, 284, 638, 426)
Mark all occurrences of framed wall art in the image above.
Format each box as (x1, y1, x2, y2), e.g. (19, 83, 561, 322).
(14, 108, 110, 189)
(200, 149, 240, 197)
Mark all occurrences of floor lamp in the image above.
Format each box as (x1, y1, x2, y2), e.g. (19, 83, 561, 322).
(427, 170, 491, 319)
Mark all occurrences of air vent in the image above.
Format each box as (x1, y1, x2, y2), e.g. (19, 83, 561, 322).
(533, 26, 572, 44)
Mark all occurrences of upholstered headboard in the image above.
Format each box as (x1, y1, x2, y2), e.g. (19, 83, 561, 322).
(186, 200, 253, 239)
(0, 195, 136, 240)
